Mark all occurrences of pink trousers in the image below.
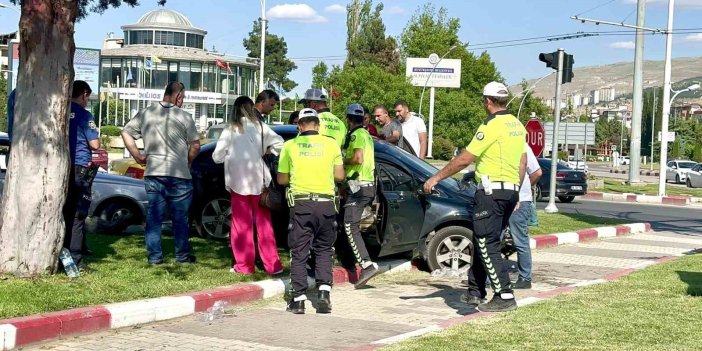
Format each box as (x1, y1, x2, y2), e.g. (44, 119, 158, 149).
(230, 192, 283, 274)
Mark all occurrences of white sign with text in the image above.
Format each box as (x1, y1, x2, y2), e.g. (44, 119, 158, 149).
(406, 57, 462, 88)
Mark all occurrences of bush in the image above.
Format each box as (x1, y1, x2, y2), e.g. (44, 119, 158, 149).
(432, 137, 455, 161)
(100, 125, 122, 137)
(558, 151, 569, 161)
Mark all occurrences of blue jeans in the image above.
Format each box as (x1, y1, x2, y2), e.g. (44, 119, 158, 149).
(144, 176, 193, 263)
(508, 201, 533, 282)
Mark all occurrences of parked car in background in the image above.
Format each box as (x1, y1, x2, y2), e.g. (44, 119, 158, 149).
(620, 156, 630, 165)
(189, 125, 478, 272)
(685, 163, 702, 188)
(204, 123, 226, 142)
(92, 148, 109, 171)
(535, 158, 588, 203)
(666, 159, 697, 184)
(0, 134, 148, 234)
(567, 156, 588, 172)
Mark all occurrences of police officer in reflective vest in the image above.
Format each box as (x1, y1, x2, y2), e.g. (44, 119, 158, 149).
(424, 82, 527, 312)
(298, 88, 347, 147)
(278, 108, 346, 314)
(341, 103, 380, 288)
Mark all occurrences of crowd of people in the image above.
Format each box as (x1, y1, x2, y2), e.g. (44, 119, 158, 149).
(24, 77, 540, 315)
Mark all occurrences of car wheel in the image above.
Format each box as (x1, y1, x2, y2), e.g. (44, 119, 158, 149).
(195, 196, 232, 240)
(426, 226, 473, 272)
(676, 174, 681, 184)
(687, 178, 692, 188)
(97, 202, 139, 234)
(558, 196, 575, 203)
(535, 184, 543, 202)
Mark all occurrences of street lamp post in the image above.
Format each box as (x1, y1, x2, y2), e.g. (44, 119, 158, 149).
(258, 0, 266, 94)
(418, 45, 459, 159)
(657, 0, 675, 197)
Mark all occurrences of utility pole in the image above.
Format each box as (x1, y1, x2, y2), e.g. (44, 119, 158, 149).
(258, 0, 267, 94)
(628, 0, 646, 183)
(650, 89, 656, 171)
(545, 49, 565, 214)
(658, 0, 675, 197)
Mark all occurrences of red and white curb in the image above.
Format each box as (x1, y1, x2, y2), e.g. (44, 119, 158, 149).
(0, 260, 413, 350)
(529, 223, 650, 249)
(584, 191, 692, 206)
(347, 255, 678, 351)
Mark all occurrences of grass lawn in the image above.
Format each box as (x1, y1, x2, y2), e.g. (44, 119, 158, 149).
(530, 211, 629, 236)
(384, 253, 702, 351)
(594, 178, 702, 197)
(0, 233, 289, 320)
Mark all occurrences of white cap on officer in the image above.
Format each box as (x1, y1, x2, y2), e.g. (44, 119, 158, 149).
(298, 88, 327, 104)
(482, 81, 510, 98)
(297, 108, 319, 122)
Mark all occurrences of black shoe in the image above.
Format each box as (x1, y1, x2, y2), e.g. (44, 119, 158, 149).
(512, 278, 532, 289)
(460, 293, 487, 306)
(317, 291, 332, 313)
(477, 295, 517, 312)
(287, 300, 305, 314)
(354, 262, 380, 289)
(176, 255, 197, 264)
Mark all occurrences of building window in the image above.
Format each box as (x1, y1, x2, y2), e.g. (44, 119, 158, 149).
(190, 62, 202, 91)
(168, 62, 178, 83)
(202, 63, 216, 92)
(129, 30, 153, 45)
(174, 32, 185, 46)
(152, 62, 168, 90)
(186, 34, 204, 49)
(178, 62, 191, 90)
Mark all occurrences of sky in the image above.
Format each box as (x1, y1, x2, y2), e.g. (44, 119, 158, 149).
(1, 0, 701, 97)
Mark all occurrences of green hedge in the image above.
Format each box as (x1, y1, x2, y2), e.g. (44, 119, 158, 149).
(432, 137, 456, 161)
(100, 125, 122, 137)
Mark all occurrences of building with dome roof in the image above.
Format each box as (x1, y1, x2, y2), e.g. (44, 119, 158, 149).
(100, 8, 258, 129)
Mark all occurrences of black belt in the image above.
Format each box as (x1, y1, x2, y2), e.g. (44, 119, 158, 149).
(292, 193, 336, 202)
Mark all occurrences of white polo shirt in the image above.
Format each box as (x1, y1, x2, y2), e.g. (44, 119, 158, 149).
(401, 114, 426, 157)
(519, 143, 541, 202)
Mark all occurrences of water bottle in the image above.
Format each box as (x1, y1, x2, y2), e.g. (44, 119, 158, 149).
(59, 248, 80, 278)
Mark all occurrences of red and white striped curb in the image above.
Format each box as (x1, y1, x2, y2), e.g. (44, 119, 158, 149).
(346, 254, 677, 351)
(584, 191, 692, 206)
(529, 222, 650, 249)
(0, 260, 413, 350)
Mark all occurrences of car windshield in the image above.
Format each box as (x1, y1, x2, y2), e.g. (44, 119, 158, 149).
(206, 126, 225, 140)
(679, 162, 696, 169)
(382, 144, 462, 190)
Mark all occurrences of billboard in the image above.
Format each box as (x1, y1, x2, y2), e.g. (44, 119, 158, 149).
(7, 43, 101, 92)
(406, 57, 462, 88)
(544, 122, 596, 145)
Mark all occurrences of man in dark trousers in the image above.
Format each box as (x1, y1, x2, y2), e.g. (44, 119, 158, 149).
(424, 82, 527, 312)
(63, 80, 100, 269)
(278, 108, 345, 314)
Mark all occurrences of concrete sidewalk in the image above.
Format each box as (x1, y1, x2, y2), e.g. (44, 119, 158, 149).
(21, 230, 702, 351)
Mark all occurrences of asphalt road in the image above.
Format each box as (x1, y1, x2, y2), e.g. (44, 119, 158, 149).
(536, 198, 702, 236)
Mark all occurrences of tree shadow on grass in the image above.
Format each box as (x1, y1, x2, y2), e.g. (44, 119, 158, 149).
(676, 270, 702, 297)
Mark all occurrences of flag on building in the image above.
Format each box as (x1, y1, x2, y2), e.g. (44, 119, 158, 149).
(215, 59, 231, 73)
(144, 58, 153, 70)
(151, 55, 162, 64)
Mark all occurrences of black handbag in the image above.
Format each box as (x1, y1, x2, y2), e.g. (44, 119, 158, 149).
(258, 121, 285, 211)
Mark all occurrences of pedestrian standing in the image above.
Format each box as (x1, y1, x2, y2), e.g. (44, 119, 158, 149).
(121, 81, 201, 265)
(254, 89, 279, 122)
(394, 100, 427, 159)
(342, 104, 380, 288)
(373, 104, 403, 149)
(424, 81, 527, 312)
(362, 106, 378, 137)
(277, 108, 345, 314)
(298, 88, 346, 147)
(508, 143, 542, 289)
(287, 110, 300, 125)
(62, 80, 100, 269)
(212, 96, 284, 275)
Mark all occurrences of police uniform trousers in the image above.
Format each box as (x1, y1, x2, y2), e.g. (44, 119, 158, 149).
(467, 188, 519, 298)
(288, 200, 337, 298)
(62, 165, 93, 266)
(341, 185, 375, 264)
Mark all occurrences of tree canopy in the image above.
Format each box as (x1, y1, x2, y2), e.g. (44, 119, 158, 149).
(346, 0, 399, 73)
(243, 19, 298, 92)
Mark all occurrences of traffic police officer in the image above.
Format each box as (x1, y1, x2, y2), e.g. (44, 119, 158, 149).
(63, 80, 100, 268)
(298, 88, 346, 147)
(424, 81, 527, 313)
(278, 108, 346, 314)
(341, 104, 380, 288)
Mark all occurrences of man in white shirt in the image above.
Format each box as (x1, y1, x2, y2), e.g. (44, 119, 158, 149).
(509, 143, 542, 289)
(393, 100, 427, 159)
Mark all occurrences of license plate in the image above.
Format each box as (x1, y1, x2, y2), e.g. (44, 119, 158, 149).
(571, 186, 583, 191)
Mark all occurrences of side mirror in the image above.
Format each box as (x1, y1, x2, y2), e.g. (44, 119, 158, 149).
(671, 166, 677, 170)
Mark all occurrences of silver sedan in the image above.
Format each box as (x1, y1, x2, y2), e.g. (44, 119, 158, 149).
(686, 163, 702, 188)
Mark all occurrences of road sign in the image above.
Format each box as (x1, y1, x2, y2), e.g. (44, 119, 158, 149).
(405, 57, 462, 88)
(657, 131, 676, 142)
(525, 118, 545, 156)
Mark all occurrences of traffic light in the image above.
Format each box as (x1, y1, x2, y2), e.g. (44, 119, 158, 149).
(538, 51, 575, 84)
(539, 52, 559, 70)
(561, 54, 574, 84)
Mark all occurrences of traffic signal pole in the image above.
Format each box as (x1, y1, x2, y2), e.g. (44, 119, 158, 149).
(545, 48, 565, 214)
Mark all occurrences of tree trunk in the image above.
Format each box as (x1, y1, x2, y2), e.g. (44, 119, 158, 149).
(0, 0, 77, 276)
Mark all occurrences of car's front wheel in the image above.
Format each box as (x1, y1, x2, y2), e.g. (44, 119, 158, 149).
(676, 174, 681, 184)
(426, 226, 473, 272)
(534, 184, 543, 201)
(687, 178, 693, 188)
(194, 196, 232, 240)
(96, 201, 140, 234)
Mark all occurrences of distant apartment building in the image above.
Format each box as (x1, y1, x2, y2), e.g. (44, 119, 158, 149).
(671, 103, 702, 120)
(0, 31, 18, 79)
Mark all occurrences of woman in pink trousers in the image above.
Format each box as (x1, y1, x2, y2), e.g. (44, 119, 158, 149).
(212, 96, 283, 274)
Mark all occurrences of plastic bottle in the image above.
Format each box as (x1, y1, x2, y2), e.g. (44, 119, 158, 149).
(59, 248, 80, 278)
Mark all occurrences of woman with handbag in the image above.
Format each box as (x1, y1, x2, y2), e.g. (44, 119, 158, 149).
(212, 96, 284, 275)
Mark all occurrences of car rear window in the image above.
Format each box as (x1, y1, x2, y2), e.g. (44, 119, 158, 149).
(679, 162, 696, 169)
